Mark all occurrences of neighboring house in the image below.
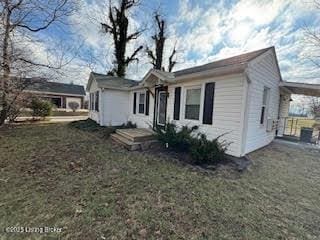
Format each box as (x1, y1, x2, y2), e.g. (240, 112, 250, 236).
(86, 47, 320, 157)
(25, 79, 86, 110)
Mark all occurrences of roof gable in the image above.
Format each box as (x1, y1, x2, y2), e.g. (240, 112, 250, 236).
(140, 69, 175, 87)
(173, 47, 273, 77)
(87, 72, 139, 91)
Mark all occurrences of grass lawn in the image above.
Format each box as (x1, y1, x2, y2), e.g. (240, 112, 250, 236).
(0, 124, 320, 239)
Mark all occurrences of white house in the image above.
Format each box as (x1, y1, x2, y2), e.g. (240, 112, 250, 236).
(86, 47, 320, 157)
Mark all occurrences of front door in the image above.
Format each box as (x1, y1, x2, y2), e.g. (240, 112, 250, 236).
(154, 86, 168, 129)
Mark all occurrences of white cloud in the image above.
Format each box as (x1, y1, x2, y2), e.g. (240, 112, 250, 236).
(32, 0, 320, 86)
(230, 0, 288, 26)
(172, 0, 320, 84)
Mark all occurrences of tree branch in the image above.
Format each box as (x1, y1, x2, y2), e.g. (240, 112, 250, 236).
(168, 43, 177, 72)
(125, 45, 143, 65)
(16, 0, 69, 32)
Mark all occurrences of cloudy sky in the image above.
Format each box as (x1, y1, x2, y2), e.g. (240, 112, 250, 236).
(34, 0, 320, 86)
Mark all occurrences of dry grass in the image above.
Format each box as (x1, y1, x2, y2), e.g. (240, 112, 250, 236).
(0, 124, 320, 239)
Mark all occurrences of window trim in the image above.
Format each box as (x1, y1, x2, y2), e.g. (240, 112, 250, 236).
(90, 93, 94, 111)
(183, 85, 203, 122)
(157, 91, 167, 126)
(95, 91, 99, 112)
(136, 91, 147, 115)
(260, 87, 270, 126)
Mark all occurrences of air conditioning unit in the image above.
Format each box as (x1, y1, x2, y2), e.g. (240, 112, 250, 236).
(267, 119, 278, 132)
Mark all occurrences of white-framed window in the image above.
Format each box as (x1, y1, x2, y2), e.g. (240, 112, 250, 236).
(185, 87, 202, 120)
(260, 87, 270, 125)
(95, 91, 99, 112)
(138, 92, 146, 114)
(90, 93, 94, 110)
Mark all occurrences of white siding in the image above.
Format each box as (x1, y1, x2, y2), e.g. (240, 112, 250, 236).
(101, 89, 130, 126)
(167, 74, 246, 157)
(244, 51, 281, 154)
(88, 79, 101, 124)
(128, 89, 155, 129)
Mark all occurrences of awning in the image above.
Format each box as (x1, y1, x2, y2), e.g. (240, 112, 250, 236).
(280, 81, 320, 97)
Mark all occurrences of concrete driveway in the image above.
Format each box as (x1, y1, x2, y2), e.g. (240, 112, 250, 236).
(15, 116, 88, 123)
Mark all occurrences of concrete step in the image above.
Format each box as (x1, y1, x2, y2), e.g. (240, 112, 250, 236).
(111, 134, 142, 151)
(116, 128, 155, 142)
(111, 133, 159, 151)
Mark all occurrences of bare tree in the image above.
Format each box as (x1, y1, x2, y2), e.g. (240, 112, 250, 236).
(101, 0, 143, 77)
(303, 1, 320, 69)
(68, 101, 79, 112)
(146, 12, 177, 72)
(0, 0, 77, 126)
(308, 97, 320, 117)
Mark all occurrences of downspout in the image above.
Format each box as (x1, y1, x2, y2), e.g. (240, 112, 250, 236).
(240, 68, 251, 156)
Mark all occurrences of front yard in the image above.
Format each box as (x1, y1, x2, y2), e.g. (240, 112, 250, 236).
(0, 124, 319, 239)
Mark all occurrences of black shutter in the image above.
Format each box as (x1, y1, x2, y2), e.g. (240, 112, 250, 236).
(203, 83, 215, 124)
(145, 90, 150, 116)
(133, 92, 137, 114)
(173, 87, 181, 120)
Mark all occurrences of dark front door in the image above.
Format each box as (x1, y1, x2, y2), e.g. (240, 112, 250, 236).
(154, 86, 168, 129)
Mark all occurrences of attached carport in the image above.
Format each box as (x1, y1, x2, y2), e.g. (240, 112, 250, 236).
(280, 81, 320, 97)
(277, 81, 320, 139)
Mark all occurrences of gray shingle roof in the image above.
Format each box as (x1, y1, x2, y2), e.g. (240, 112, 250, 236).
(87, 47, 276, 90)
(90, 72, 139, 89)
(26, 79, 86, 96)
(174, 47, 273, 77)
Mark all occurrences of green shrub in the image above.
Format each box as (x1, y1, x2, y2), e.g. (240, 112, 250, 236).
(69, 119, 102, 132)
(119, 121, 137, 129)
(190, 134, 229, 165)
(155, 122, 229, 165)
(30, 98, 52, 118)
(155, 123, 198, 152)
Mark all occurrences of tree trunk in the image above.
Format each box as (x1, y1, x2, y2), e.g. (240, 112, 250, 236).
(0, 2, 12, 126)
(0, 109, 7, 125)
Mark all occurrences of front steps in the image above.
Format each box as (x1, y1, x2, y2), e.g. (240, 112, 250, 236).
(111, 128, 158, 151)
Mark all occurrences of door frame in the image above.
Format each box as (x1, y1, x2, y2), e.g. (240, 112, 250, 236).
(157, 91, 167, 127)
(153, 86, 168, 130)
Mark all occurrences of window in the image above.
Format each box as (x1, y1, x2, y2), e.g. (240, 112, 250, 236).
(90, 93, 94, 110)
(50, 97, 62, 108)
(138, 93, 145, 114)
(185, 88, 201, 120)
(95, 91, 99, 112)
(260, 87, 270, 125)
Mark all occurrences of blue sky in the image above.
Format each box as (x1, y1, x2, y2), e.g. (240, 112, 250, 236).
(31, 0, 320, 86)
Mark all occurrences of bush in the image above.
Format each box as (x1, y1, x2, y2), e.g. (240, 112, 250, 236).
(119, 121, 137, 129)
(30, 98, 52, 118)
(155, 123, 198, 152)
(190, 134, 229, 165)
(6, 92, 32, 122)
(7, 105, 21, 122)
(69, 119, 102, 131)
(68, 101, 80, 112)
(155, 122, 229, 165)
